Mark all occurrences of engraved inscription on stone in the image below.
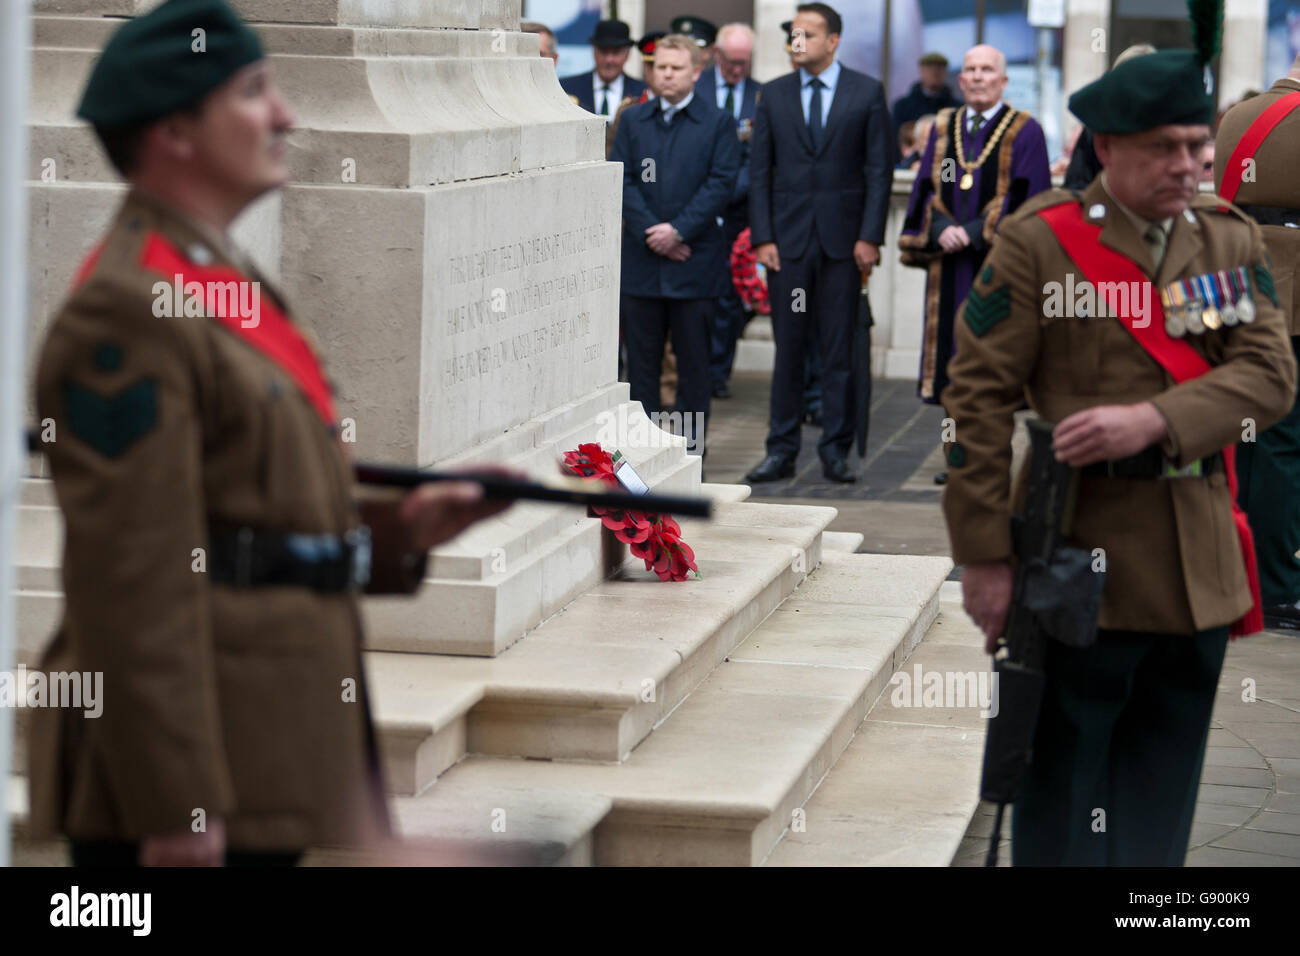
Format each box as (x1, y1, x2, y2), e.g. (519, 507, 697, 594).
(440, 224, 610, 390)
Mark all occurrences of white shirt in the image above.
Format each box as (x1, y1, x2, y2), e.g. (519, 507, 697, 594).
(799, 59, 841, 127)
(714, 66, 746, 120)
(661, 90, 694, 124)
(594, 73, 624, 123)
(965, 101, 1004, 134)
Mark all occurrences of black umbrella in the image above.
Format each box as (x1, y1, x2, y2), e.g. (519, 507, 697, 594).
(853, 280, 874, 458)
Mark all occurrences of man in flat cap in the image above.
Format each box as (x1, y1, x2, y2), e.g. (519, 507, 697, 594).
(1215, 53, 1300, 632)
(28, 0, 511, 866)
(559, 19, 646, 122)
(944, 36, 1296, 865)
(891, 52, 961, 134)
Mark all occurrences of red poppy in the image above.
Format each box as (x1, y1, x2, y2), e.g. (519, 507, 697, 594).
(562, 441, 700, 582)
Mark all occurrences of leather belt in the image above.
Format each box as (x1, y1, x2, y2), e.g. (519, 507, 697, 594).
(1081, 448, 1224, 479)
(1237, 203, 1300, 229)
(208, 523, 372, 592)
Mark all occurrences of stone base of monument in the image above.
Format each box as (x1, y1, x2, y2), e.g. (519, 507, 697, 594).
(8, 506, 985, 867)
(359, 385, 705, 658)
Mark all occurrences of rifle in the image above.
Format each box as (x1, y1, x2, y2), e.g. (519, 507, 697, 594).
(979, 416, 1104, 866)
(353, 463, 712, 518)
(25, 428, 711, 518)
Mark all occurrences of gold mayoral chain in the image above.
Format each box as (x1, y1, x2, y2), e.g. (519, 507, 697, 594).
(953, 105, 1018, 191)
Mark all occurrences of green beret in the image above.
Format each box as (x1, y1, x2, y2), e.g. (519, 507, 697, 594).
(77, 0, 263, 128)
(1068, 49, 1214, 134)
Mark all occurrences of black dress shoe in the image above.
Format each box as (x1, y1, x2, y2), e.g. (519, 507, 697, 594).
(712, 381, 731, 399)
(933, 470, 948, 485)
(1264, 600, 1300, 631)
(822, 458, 857, 483)
(745, 454, 795, 483)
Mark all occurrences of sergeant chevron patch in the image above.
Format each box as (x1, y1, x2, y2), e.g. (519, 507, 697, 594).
(1252, 262, 1278, 307)
(964, 284, 1012, 337)
(63, 378, 158, 459)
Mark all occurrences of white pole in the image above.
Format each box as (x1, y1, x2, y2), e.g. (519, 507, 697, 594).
(0, 0, 33, 868)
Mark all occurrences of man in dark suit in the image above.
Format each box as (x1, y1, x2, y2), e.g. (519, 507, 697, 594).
(744, 3, 893, 483)
(695, 22, 762, 399)
(610, 33, 741, 458)
(559, 19, 645, 122)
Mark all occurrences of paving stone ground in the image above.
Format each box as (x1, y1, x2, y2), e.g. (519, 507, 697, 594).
(704, 367, 1300, 867)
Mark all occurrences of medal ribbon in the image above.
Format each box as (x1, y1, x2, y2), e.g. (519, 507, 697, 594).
(1038, 201, 1264, 637)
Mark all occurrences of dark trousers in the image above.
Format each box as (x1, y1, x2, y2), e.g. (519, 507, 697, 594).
(765, 242, 857, 462)
(708, 283, 746, 387)
(71, 841, 303, 867)
(1237, 335, 1300, 606)
(803, 328, 823, 416)
(1011, 626, 1229, 866)
(708, 213, 749, 388)
(623, 293, 712, 452)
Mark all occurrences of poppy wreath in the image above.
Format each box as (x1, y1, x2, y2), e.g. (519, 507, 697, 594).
(561, 442, 700, 582)
(730, 226, 770, 316)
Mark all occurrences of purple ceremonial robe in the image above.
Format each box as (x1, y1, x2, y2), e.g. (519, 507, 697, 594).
(898, 104, 1051, 403)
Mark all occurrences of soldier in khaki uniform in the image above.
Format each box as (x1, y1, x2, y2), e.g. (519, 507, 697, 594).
(29, 0, 510, 866)
(942, 48, 1297, 865)
(1214, 57, 1300, 630)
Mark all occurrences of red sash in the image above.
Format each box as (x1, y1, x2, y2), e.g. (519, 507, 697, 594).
(1038, 201, 1263, 637)
(138, 232, 338, 427)
(1219, 91, 1300, 203)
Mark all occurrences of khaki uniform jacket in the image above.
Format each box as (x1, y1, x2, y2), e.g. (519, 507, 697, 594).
(1215, 77, 1300, 335)
(29, 191, 426, 852)
(941, 180, 1297, 634)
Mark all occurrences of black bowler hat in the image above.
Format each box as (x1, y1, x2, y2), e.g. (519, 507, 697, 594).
(588, 19, 635, 48)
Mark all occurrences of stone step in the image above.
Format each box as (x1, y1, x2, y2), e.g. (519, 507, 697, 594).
(398, 550, 952, 864)
(822, 530, 864, 552)
(764, 581, 988, 866)
(365, 499, 836, 795)
(701, 482, 751, 503)
(306, 782, 611, 866)
(8, 770, 611, 867)
(8, 500, 838, 853)
(9, 548, 953, 865)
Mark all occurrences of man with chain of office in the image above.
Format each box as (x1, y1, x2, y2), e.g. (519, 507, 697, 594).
(899, 44, 1050, 462)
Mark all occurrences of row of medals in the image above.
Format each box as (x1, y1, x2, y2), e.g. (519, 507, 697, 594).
(1159, 266, 1257, 338)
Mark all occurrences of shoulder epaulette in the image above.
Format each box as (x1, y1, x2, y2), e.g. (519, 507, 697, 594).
(1189, 192, 1253, 224)
(1002, 187, 1078, 226)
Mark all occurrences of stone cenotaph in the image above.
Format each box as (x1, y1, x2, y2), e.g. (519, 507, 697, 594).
(22, 0, 699, 660)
